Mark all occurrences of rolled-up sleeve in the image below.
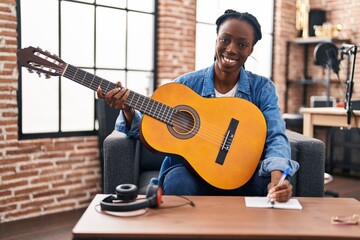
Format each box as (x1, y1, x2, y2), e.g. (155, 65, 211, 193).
(259, 157, 299, 177)
(114, 110, 142, 139)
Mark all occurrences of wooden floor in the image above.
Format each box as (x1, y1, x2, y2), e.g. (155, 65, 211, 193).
(0, 174, 359, 240)
(325, 174, 360, 199)
(0, 208, 86, 240)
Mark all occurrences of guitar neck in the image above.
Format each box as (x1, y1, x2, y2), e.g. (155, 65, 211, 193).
(63, 64, 117, 94)
(63, 64, 175, 125)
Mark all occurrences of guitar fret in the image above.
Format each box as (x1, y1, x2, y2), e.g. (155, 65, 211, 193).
(92, 76, 100, 89)
(150, 99, 156, 118)
(62, 64, 69, 77)
(130, 93, 135, 105)
(153, 101, 160, 120)
(160, 103, 165, 121)
(104, 81, 111, 95)
(68, 65, 77, 80)
(89, 75, 97, 88)
(138, 95, 145, 112)
(134, 94, 140, 110)
(63, 65, 73, 79)
(155, 101, 161, 120)
(72, 68, 79, 81)
(80, 71, 87, 85)
(161, 104, 167, 122)
(152, 101, 158, 119)
(159, 103, 165, 122)
(163, 106, 168, 123)
(75, 70, 85, 85)
(84, 73, 96, 91)
(144, 98, 151, 116)
(165, 106, 172, 125)
(97, 77, 104, 91)
(165, 105, 171, 124)
(127, 92, 136, 107)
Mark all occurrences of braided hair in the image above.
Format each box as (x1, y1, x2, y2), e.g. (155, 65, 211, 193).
(215, 9, 262, 46)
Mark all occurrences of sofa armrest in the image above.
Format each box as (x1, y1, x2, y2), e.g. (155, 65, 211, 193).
(103, 130, 137, 194)
(286, 130, 325, 197)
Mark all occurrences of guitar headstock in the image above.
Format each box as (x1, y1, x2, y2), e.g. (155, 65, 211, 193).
(17, 46, 66, 78)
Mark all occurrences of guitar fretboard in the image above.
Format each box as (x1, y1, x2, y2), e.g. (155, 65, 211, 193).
(63, 64, 175, 126)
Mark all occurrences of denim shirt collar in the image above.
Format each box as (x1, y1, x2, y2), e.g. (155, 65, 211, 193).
(202, 63, 251, 98)
(201, 65, 216, 97)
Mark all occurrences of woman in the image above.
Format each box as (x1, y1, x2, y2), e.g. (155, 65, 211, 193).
(98, 10, 299, 202)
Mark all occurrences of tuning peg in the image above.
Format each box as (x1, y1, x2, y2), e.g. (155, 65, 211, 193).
(45, 50, 51, 58)
(36, 71, 41, 77)
(45, 74, 51, 79)
(27, 68, 34, 73)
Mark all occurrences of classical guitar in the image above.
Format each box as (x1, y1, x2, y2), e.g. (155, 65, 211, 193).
(17, 46, 267, 190)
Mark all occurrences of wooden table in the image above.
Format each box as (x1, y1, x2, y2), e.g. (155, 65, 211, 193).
(300, 107, 360, 137)
(72, 194, 360, 240)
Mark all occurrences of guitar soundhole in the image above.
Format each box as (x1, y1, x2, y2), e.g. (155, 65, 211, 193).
(167, 105, 199, 140)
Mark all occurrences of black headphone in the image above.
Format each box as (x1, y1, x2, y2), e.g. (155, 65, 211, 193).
(100, 183, 162, 212)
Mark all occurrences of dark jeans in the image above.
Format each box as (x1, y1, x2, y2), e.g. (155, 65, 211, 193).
(155, 156, 270, 196)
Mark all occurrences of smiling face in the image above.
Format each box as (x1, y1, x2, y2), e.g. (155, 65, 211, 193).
(215, 18, 255, 77)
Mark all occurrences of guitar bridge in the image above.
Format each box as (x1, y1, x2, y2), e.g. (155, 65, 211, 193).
(215, 118, 239, 165)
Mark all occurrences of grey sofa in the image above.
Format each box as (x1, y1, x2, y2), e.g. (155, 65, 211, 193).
(103, 130, 325, 197)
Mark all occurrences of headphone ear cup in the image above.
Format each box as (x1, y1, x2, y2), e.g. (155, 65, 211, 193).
(146, 184, 162, 208)
(116, 184, 138, 202)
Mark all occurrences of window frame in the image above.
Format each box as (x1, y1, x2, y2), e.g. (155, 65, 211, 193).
(16, 0, 158, 140)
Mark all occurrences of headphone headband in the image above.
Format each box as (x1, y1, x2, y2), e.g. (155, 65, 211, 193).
(100, 184, 162, 212)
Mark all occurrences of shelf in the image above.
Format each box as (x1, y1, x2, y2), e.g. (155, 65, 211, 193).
(284, 37, 351, 112)
(287, 78, 328, 85)
(288, 37, 350, 45)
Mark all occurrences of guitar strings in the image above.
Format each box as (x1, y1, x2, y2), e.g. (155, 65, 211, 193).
(123, 83, 231, 140)
(64, 67, 228, 148)
(126, 92, 228, 147)
(126, 91, 229, 141)
(64, 67, 230, 148)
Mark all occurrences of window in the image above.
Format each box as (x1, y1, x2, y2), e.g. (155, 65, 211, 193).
(17, 0, 156, 138)
(195, 0, 274, 79)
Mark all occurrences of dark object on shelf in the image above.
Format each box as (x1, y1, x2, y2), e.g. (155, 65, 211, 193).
(310, 95, 336, 108)
(314, 42, 340, 76)
(309, 9, 326, 37)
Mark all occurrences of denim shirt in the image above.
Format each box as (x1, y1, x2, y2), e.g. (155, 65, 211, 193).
(115, 63, 299, 177)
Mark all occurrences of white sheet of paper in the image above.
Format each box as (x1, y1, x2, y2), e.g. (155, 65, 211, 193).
(245, 197, 303, 210)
